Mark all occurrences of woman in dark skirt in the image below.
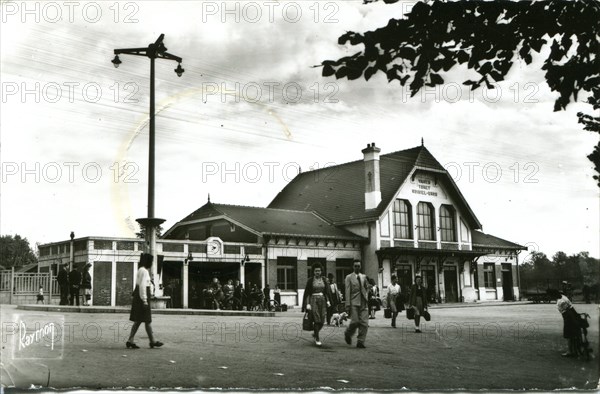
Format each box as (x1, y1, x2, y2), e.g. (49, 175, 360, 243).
(555, 289, 580, 357)
(408, 275, 428, 333)
(302, 262, 332, 347)
(126, 253, 163, 349)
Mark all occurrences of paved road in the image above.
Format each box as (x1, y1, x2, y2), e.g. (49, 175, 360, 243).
(1, 303, 598, 390)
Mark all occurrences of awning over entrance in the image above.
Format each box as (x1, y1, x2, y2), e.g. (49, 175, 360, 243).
(376, 246, 489, 272)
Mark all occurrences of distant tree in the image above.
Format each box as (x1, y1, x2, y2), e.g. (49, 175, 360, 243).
(135, 225, 163, 240)
(321, 0, 600, 186)
(577, 251, 600, 286)
(0, 234, 38, 268)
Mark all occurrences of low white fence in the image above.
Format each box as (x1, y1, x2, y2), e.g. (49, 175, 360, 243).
(0, 269, 60, 304)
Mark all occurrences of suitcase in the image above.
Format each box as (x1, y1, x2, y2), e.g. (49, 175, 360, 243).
(384, 308, 391, 319)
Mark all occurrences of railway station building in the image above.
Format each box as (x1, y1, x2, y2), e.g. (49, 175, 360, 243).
(38, 142, 527, 307)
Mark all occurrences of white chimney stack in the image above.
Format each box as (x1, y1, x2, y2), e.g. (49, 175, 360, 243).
(362, 142, 381, 210)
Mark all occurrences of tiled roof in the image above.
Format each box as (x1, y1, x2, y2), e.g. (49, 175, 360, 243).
(472, 231, 527, 250)
(165, 203, 366, 241)
(268, 145, 481, 228)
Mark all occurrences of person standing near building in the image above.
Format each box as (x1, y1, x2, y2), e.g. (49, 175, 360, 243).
(344, 260, 370, 348)
(302, 262, 332, 347)
(36, 286, 44, 304)
(386, 275, 401, 328)
(81, 263, 92, 306)
(273, 285, 281, 307)
(127, 253, 163, 349)
(368, 279, 381, 319)
(68, 265, 82, 306)
(223, 279, 234, 309)
(326, 273, 341, 325)
(263, 284, 271, 309)
(233, 280, 244, 310)
(57, 263, 69, 305)
(408, 275, 428, 333)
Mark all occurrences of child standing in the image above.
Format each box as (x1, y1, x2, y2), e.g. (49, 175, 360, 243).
(36, 286, 44, 304)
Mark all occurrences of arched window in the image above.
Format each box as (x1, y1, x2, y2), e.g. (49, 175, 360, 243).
(439, 205, 456, 242)
(417, 202, 435, 241)
(393, 199, 412, 239)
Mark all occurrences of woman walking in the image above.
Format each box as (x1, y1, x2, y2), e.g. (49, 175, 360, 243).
(126, 253, 163, 349)
(408, 275, 428, 333)
(368, 279, 381, 319)
(302, 262, 332, 347)
(386, 275, 401, 328)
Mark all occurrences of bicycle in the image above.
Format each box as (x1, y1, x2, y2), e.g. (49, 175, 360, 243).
(574, 312, 593, 361)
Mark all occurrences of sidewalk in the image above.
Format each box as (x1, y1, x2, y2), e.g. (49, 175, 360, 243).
(14, 300, 534, 316)
(428, 300, 533, 309)
(15, 304, 274, 317)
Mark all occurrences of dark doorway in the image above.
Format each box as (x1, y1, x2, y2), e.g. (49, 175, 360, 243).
(92, 261, 112, 306)
(396, 264, 412, 302)
(188, 261, 241, 309)
(115, 262, 134, 306)
(502, 263, 514, 301)
(163, 261, 183, 308)
(421, 265, 437, 303)
(244, 262, 262, 290)
(443, 266, 459, 302)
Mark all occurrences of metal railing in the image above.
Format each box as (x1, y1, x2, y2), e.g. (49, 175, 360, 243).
(0, 270, 60, 295)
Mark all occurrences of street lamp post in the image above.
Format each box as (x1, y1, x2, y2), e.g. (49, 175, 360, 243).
(112, 34, 184, 293)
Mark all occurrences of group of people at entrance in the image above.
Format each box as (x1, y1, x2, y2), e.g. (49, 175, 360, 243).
(56, 262, 92, 306)
(201, 277, 281, 311)
(302, 260, 429, 348)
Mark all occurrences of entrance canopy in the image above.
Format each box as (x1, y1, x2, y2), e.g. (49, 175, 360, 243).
(376, 246, 489, 272)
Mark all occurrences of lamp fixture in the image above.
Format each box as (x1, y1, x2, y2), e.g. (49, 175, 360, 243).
(111, 55, 121, 68)
(174, 63, 184, 77)
(241, 255, 250, 266)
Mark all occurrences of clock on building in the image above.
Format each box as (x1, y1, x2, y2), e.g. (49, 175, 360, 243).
(207, 240, 222, 256)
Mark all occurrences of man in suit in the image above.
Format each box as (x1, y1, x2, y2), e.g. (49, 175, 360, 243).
(344, 260, 370, 348)
(57, 263, 70, 305)
(68, 266, 82, 306)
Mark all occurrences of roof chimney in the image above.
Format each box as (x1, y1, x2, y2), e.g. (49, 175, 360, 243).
(362, 142, 381, 210)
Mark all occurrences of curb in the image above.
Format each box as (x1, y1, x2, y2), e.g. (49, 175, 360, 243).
(16, 304, 275, 317)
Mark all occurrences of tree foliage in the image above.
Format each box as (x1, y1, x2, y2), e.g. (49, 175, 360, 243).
(520, 250, 599, 291)
(135, 225, 163, 240)
(0, 234, 38, 268)
(321, 0, 600, 186)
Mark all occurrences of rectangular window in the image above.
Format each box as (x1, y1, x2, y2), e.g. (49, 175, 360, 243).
(483, 263, 496, 288)
(417, 202, 435, 241)
(93, 240, 113, 250)
(393, 199, 412, 239)
(440, 205, 456, 242)
(277, 257, 297, 291)
(460, 219, 469, 243)
(224, 245, 241, 254)
(117, 241, 135, 251)
(380, 212, 390, 237)
(162, 243, 184, 253)
(244, 245, 262, 255)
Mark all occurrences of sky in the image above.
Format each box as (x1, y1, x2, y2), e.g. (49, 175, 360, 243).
(1, 0, 598, 260)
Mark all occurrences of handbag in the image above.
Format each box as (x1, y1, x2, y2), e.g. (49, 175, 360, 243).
(384, 308, 392, 319)
(396, 297, 405, 312)
(302, 312, 314, 331)
(423, 310, 431, 321)
(406, 307, 415, 320)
